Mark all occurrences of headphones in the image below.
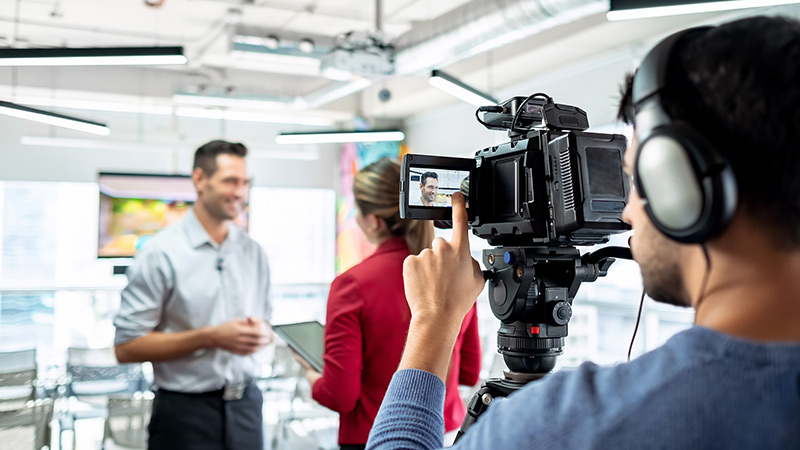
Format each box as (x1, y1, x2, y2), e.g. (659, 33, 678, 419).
(632, 26, 738, 244)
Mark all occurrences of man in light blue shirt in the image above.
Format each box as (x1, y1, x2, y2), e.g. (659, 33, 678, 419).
(366, 16, 800, 450)
(114, 140, 272, 450)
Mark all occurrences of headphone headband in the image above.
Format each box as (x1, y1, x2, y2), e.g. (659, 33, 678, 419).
(631, 25, 737, 244)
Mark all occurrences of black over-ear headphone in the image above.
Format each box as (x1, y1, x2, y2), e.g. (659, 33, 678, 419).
(632, 27, 738, 244)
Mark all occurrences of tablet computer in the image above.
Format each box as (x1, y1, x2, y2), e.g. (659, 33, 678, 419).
(272, 321, 325, 373)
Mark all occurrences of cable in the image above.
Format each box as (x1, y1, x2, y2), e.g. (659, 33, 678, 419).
(627, 289, 646, 362)
(509, 92, 552, 134)
(475, 105, 503, 128)
(694, 244, 712, 322)
(628, 245, 712, 360)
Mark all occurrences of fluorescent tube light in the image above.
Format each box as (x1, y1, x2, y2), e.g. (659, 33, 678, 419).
(607, 0, 800, 21)
(275, 130, 405, 145)
(304, 78, 373, 109)
(12, 96, 173, 115)
(175, 107, 335, 127)
(429, 70, 497, 107)
(20, 136, 321, 161)
(0, 46, 187, 66)
(21, 136, 155, 151)
(0, 101, 110, 135)
(173, 93, 298, 110)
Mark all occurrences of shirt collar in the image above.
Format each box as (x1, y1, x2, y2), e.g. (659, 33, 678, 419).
(371, 236, 409, 257)
(183, 208, 240, 249)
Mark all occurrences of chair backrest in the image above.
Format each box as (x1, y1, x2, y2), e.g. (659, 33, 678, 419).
(0, 349, 37, 410)
(103, 392, 153, 449)
(65, 347, 145, 398)
(0, 398, 53, 450)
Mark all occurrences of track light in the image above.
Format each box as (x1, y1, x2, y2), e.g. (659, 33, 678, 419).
(298, 38, 315, 54)
(607, 0, 800, 21)
(0, 46, 187, 66)
(275, 130, 404, 145)
(429, 70, 497, 107)
(0, 101, 110, 135)
(264, 35, 280, 50)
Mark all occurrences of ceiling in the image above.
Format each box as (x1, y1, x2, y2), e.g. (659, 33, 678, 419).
(1, 0, 798, 135)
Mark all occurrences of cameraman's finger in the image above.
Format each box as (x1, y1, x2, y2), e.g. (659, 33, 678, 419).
(450, 192, 469, 251)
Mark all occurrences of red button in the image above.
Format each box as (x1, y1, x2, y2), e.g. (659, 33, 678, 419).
(530, 326, 540, 334)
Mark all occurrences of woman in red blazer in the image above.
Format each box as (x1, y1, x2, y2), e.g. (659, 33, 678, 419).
(298, 157, 480, 450)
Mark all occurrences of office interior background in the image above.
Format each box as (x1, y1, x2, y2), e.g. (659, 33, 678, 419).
(1, 1, 798, 449)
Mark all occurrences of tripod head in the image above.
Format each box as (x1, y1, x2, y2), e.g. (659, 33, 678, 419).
(483, 245, 631, 376)
(455, 245, 631, 442)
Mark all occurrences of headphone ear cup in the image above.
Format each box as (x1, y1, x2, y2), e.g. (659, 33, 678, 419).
(635, 123, 737, 243)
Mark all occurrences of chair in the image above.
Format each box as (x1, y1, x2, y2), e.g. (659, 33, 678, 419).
(0, 398, 54, 450)
(102, 391, 153, 449)
(0, 349, 38, 412)
(59, 347, 147, 450)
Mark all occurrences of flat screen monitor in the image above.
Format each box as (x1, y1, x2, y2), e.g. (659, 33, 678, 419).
(97, 172, 248, 258)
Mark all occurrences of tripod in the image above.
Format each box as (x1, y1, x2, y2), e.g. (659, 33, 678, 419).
(455, 245, 630, 442)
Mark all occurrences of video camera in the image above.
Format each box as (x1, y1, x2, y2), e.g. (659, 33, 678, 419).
(400, 93, 633, 439)
(400, 93, 630, 247)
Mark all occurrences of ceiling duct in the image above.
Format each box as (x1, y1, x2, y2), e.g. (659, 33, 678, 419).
(392, 0, 607, 75)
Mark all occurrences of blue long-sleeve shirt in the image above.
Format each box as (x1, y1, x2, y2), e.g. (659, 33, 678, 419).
(367, 326, 800, 449)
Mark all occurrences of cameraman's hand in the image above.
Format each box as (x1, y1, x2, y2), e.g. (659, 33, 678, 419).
(401, 192, 485, 381)
(210, 317, 271, 355)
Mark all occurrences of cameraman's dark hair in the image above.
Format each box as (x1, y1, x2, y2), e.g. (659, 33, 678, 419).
(354, 157, 434, 255)
(420, 171, 438, 186)
(618, 16, 800, 248)
(193, 140, 248, 176)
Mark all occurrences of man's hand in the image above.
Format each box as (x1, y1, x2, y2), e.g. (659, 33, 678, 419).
(403, 192, 485, 326)
(211, 317, 271, 355)
(399, 192, 485, 381)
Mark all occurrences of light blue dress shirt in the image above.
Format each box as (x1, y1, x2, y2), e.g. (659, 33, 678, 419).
(114, 208, 271, 393)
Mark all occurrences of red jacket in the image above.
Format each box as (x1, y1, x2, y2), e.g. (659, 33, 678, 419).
(444, 304, 481, 432)
(311, 237, 481, 444)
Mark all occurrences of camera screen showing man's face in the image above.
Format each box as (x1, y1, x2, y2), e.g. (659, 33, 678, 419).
(409, 167, 470, 208)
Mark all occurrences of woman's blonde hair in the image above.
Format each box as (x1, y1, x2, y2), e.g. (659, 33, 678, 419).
(353, 157, 434, 255)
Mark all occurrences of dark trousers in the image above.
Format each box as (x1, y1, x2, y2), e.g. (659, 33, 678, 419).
(340, 445, 366, 450)
(148, 383, 263, 450)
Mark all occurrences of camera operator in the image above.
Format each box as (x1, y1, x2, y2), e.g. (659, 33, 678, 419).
(366, 16, 800, 450)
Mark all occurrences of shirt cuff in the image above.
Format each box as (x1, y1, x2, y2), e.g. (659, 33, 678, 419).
(386, 368, 446, 411)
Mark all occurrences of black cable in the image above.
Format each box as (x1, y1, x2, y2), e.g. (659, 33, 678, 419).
(628, 289, 646, 362)
(475, 106, 503, 128)
(628, 245, 712, 360)
(509, 92, 552, 134)
(694, 244, 712, 322)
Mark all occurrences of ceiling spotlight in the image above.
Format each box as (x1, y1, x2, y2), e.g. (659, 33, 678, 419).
(264, 35, 280, 50)
(298, 38, 315, 54)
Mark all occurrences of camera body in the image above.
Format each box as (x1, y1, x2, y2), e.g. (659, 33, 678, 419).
(400, 96, 631, 246)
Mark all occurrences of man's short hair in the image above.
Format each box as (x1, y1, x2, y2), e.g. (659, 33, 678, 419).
(618, 16, 800, 247)
(420, 172, 438, 186)
(193, 140, 248, 176)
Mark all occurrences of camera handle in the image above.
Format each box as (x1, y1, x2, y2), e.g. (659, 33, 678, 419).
(454, 245, 632, 443)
